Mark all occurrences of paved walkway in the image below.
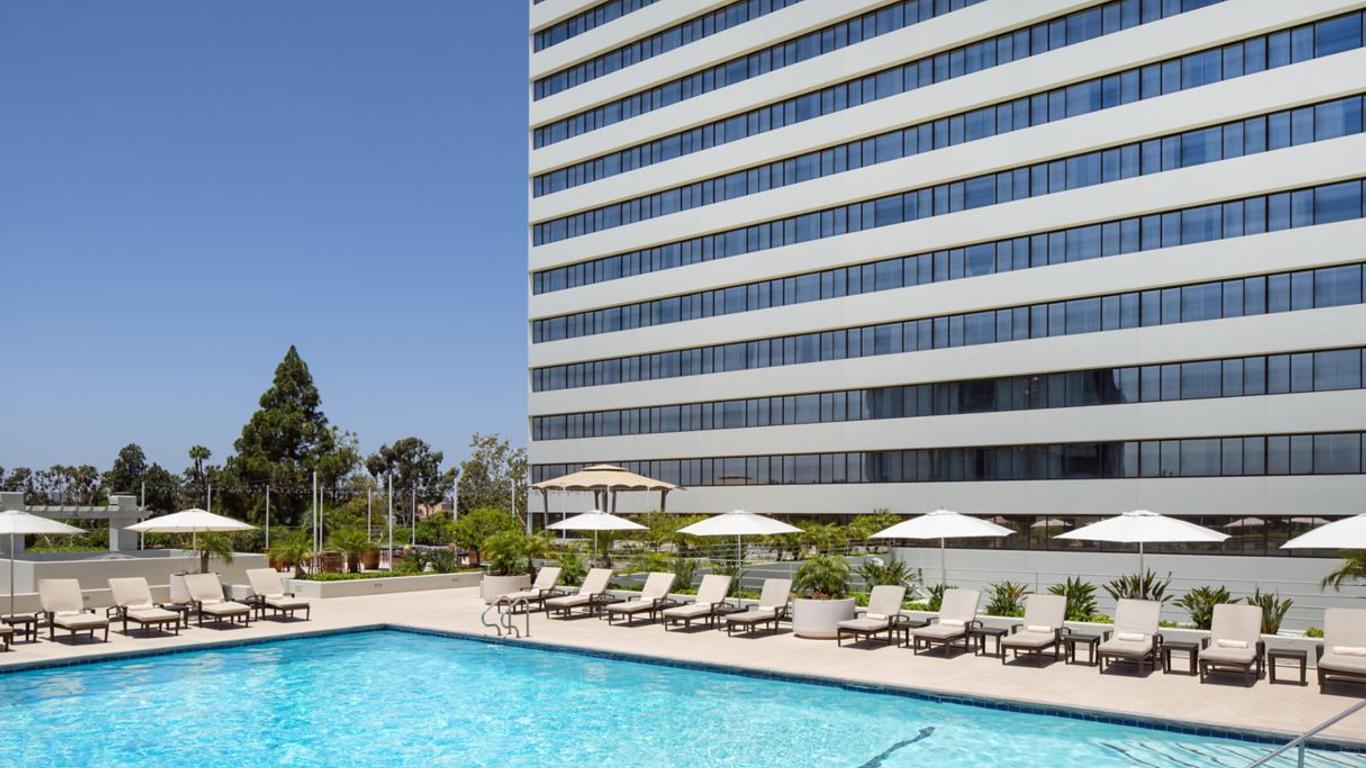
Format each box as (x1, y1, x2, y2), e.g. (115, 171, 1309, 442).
(2, 588, 1363, 744)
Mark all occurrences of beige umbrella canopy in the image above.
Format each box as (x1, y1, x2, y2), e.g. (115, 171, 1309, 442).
(531, 464, 682, 519)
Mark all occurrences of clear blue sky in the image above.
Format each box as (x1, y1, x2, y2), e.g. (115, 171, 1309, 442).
(0, 1, 528, 473)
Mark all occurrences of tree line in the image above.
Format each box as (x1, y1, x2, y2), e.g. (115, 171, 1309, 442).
(0, 346, 527, 527)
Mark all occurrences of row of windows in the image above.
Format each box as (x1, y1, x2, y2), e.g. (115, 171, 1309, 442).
(532, 0, 991, 147)
(531, 0, 1224, 194)
(531, 347, 1366, 440)
(535, 0, 804, 99)
(530, 261, 1366, 392)
(533, 0, 662, 52)
(533, 176, 1366, 342)
(531, 9, 1366, 247)
(529, 432, 1366, 486)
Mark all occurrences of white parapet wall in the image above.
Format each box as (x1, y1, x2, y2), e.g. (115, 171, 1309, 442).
(282, 571, 482, 599)
(0, 550, 269, 613)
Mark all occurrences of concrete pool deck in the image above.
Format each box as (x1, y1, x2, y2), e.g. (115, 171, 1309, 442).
(1, 587, 1363, 745)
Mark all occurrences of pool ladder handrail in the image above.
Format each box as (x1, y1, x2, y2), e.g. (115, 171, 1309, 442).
(1240, 697, 1365, 767)
(480, 596, 531, 638)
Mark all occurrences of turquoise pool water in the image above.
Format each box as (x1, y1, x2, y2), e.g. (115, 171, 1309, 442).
(0, 630, 1353, 767)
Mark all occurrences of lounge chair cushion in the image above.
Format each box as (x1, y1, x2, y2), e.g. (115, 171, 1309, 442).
(1115, 631, 1146, 642)
(0, 624, 12, 636)
(663, 602, 713, 619)
(501, 589, 549, 602)
(606, 599, 655, 615)
(1099, 637, 1152, 657)
(1215, 639, 1248, 649)
(53, 613, 107, 630)
(545, 594, 591, 609)
(201, 601, 250, 616)
(914, 623, 966, 640)
(837, 617, 891, 632)
(726, 608, 777, 624)
(1320, 653, 1366, 674)
(1002, 631, 1056, 650)
(263, 595, 310, 610)
(1026, 624, 1053, 634)
(1334, 645, 1366, 657)
(1201, 645, 1257, 665)
(126, 607, 180, 623)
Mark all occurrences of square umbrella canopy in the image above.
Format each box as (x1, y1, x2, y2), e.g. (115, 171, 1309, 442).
(1053, 509, 1227, 573)
(870, 509, 1013, 586)
(0, 509, 85, 617)
(546, 509, 645, 563)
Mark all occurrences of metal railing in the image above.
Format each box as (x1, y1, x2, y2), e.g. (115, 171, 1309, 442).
(479, 597, 530, 638)
(1241, 699, 1366, 767)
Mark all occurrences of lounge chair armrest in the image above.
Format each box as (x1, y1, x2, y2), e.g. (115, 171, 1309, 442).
(1154, 632, 1165, 647)
(1101, 629, 1113, 641)
(925, 616, 940, 626)
(1316, 644, 1324, 661)
(1058, 626, 1073, 637)
(105, 606, 121, 619)
(1256, 639, 1266, 656)
(967, 619, 983, 631)
(1008, 622, 1023, 634)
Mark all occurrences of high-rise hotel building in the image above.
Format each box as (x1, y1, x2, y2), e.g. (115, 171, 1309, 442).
(527, 0, 1366, 574)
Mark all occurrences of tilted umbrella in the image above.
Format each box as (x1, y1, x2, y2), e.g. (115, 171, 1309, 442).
(678, 509, 801, 567)
(126, 508, 255, 573)
(1223, 516, 1267, 529)
(546, 509, 644, 564)
(0, 509, 84, 617)
(1280, 514, 1366, 550)
(1030, 517, 1072, 530)
(870, 509, 1013, 586)
(1054, 510, 1227, 573)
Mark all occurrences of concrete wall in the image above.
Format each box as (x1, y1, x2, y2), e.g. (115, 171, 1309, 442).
(0, 551, 269, 613)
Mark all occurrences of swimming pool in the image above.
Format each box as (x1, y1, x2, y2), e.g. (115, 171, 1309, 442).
(0, 630, 1353, 767)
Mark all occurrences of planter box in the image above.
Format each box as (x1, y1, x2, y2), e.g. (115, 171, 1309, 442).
(791, 598, 856, 639)
(284, 571, 481, 599)
(481, 574, 532, 604)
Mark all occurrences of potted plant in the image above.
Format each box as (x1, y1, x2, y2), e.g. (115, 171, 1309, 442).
(790, 554, 855, 639)
(329, 527, 380, 574)
(267, 530, 311, 579)
(479, 530, 547, 603)
(319, 550, 345, 573)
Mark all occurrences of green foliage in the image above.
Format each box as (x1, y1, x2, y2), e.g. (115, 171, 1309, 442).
(853, 558, 918, 590)
(268, 530, 312, 578)
(622, 550, 672, 575)
(456, 434, 527, 514)
(481, 531, 547, 577)
(1173, 585, 1233, 630)
(635, 512, 705, 551)
(365, 437, 455, 506)
(1245, 588, 1293, 635)
(1320, 551, 1366, 591)
(706, 558, 746, 597)
(451, 508, 518, 564)
(1305, 626, 1324, 638)
(985, 580, 1030, 617)
(799, 523, 848, 555)
(328, 527, 378, 574)
(1103, 569, 1173, 604)
(792, 555, 851, 600)
(671, 557, 701, 590)
(196, 532, 235, 574)
(1048, 577, 1099, 622)
(415, 511, 455, 546)
(926, 583, 955, 612)
(553, 550, 586, 586)
(846, 510, 900, 543)
(423, 548, 459, 574)
(102, 443, 148, 495)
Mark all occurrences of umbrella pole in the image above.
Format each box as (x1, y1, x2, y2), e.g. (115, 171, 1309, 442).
(1139, 541, 1144, 576)
(940, 537, 947, 587)
(9, 531, 14, 618)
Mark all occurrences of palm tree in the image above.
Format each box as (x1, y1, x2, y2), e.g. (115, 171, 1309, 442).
(1321, 551, 1366, 590)
(188, 445, 211, 507)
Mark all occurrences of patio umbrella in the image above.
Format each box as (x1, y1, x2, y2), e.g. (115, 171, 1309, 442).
(546, 509, 644, 564)
(126, 508, 255, 572)
(0, 509, 84, 618)
(1223, 516, 1266, 529)
(870, 509, 1013, 586)
(1280, 514, 1366, 550)
(1054, 510, 1227, 573)
(1030, 517, 1072, 530)
(678, 509, 801, 566)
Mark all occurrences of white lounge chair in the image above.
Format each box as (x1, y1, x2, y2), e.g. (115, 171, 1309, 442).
(910, 589, 981, 656)
(1317, 607, 1366, 692)
(605, 572, 677, 625)
(107, 577, 182, 636)
(546, 568, 614, 618)
(1000, 594, 1067, 666)
(662, 574, 732, 630)
(837, 585, 906, 647)
(724, 578, 791, 636)
(1097, 599, 1162, 675)
(183, 573, 253, 628)
(38, 578, 108, 643)
(1198, 603, 1264, 684)
(0, 622, 11, 651)
(498, 566, 565, 610)
(245, 568, 311, 621)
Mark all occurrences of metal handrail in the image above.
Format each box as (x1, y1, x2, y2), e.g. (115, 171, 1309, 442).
(481, 596, 531, 638)
(1241, 699, 1366, 767)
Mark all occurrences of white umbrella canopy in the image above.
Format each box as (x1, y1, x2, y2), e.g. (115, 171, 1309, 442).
(1223, 516, 1266, 529)
(679, 510, 801, 568)
(870, 509, 1013, 586)
(0, 509, 85, 618)
(126, 509, 255, 572)
(1031, 517, 1072, 530)
(1054, 510, 1228, 572)
(546, 509, 644, 563)
(1281, 514, 1366, 550)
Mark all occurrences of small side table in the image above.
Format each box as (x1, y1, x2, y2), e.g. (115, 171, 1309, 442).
(1063, 633, 1100, 666)
(969, 626, 1009, 658)
(1163, 640, 1199, 675)
(159, 603, 194, 630)
(2, 614, 38, 644)
(895, 617, 930, 648)
(1268, 647, 1308, 685)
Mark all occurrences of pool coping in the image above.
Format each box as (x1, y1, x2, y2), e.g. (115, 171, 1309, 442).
(2, 622, 1363, 754)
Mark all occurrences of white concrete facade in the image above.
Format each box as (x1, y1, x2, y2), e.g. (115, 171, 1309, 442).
(526, 1, 1366, 583)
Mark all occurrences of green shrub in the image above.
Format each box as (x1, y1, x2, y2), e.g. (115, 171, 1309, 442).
(1173, 585, 1233, 630)
(481, 531, 546, 577)
(1048, 577, 1099, 621)
(671, 557, 701, 591)
(623, 550, 672, 574)
(451, 508, 518, 565)
(327, 527, 378, 574)
(553, 550, 586, 586)
(1245, 588, 1293, 635)
(706, 558, 747, 597)
(1305, 626, 1324, 638)
(853, 558, 919, 590)
(793, 555, 851, 599)
(985, 581, 1030, 617)
(1104, 569, 1172, 604)
(926, 583, 955, 612)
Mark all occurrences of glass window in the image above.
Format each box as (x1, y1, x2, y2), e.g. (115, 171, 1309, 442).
(1315, 434, 1361, 473)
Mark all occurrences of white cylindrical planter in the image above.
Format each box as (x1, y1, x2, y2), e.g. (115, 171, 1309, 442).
(480, 574, 531, 604)
(791, 598, 857, 639)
